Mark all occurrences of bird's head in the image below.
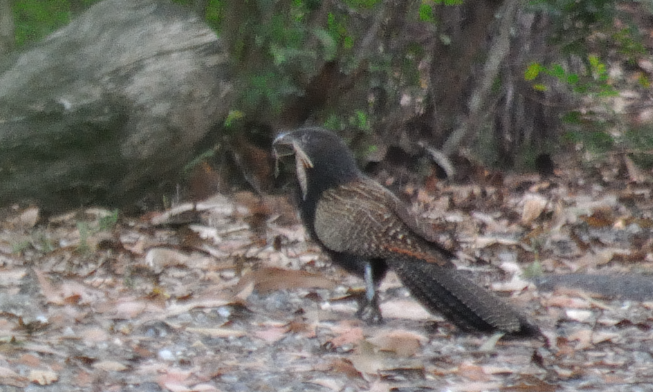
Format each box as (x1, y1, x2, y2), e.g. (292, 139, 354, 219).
(273, 127, 361, 200)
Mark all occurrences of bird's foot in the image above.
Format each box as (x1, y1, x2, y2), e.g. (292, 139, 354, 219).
(355, 297, 383, 325)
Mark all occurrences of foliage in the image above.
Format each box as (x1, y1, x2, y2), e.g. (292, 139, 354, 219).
(76, 221, 90, 253)
(524, 1, 647, 162)
(528, 0, 621, 55)
(561, 120, 653, 168)
(524, 55, 617, 97)
(171, 1, 453, 140)
(622, 126, 653, 170)
(8, 0, 651, 172)
(11, 0, 102, 47)
(99, 209, 119, 231)
(562, 125, 614, 155)
(419, 0, 463, 23)
(11, 239, 31, 254)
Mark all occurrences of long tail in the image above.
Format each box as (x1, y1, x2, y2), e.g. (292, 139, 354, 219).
(388, 259, 536, 335)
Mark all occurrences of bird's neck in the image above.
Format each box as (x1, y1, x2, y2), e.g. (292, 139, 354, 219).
(309, 164, 359, 197)
(298, 166, 359, 229)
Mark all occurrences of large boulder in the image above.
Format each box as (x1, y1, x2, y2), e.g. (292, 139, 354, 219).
(0, 0, 232, 212)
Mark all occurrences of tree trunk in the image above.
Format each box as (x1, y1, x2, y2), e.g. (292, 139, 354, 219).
(0, 0, 232, 212)
(442, 0, 520, 155)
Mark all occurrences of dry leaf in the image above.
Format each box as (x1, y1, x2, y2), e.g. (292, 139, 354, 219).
(0, 366, 29, 387)
(188, 225, 223, 244)
(163, 383, 192, 392)
(492, 276, 531, 292)
(185, 327, 246, 338)
(92, 361, 128, 372)
(234, 279, 255, 301)
(123, 237, 146, 255)
(158, 369, 194, 392)
(0, 268, 27, 286)
(580, 213, 613, 228)
(145, 248, 191, 273)
(307, 378, 343, 391)
(368, 380, 392, 392)
(367, 330, 428, 357)
(74, 370, 94, 387)
(28, 369, 58, 385)
(13, 207, 39, 229)
(521, 194, 548, 225)
(327, 358, 362, 379)
(458, 362, 492, 382)
(238, 267, 336, 294)
(449, 381, 503, 391)
(624, 155, 645, 183)
(102, 298, 165, 319)
(156, 298, 233, 320)
(329, 327, 364, 348)
(254, 325, 289, 342)
(34, 269, 105, 305)
(470, 236, 522, 248)
(544, 295, 592, 309)
(592, 331, 620, 344)
(350, 352, 386, 375)
(190, 384, 222, 392)
(568, 329, 593, 350)
(380, 299, 432, 320)
(566, 309, 593, 322)
(18, 354, 41, 367)
(478, 332, 505, 352)
(81, 328, 109, 342)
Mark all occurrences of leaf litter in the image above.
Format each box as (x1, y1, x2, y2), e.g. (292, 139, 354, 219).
(0, 163, 652, 391)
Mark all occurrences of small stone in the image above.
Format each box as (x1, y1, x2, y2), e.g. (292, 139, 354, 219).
(158, 349, 175, 361)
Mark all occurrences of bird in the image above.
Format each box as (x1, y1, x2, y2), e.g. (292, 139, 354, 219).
(273, 127, 536, 335)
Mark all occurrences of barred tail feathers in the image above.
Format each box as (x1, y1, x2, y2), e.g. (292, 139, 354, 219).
(388, 259, 532, 334)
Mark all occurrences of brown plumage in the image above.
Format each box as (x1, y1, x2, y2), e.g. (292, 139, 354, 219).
(273, 127, 536, 335)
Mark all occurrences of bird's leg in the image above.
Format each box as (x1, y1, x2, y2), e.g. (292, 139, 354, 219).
(355, 262, 383, 324)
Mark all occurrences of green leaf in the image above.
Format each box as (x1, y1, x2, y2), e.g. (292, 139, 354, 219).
(532, 83, 547, 91)
(270, 43, 286, 65)
(550, 64, 565, 79)
(225, 110, 245, 128)
(419, 3, 435, 23)
(562, 111, 582, 124)
(574, 84, 588, 94)
(524, 63, 542, 81)
(349, 110, 370, 131)
(588, 55, 600, 68)
(597, 86, 618, 97)
(639, 74, 650, 88)
(343, 36, 354, 50)
(434, 0, 463, 4)
(99, 210, 120, 231)
(521, 261, 543, 279)
(312, 28, 337, 61)
(566, 73, 579, 85)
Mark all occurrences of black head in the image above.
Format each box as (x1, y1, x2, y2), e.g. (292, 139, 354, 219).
(273, 127, 361, 200)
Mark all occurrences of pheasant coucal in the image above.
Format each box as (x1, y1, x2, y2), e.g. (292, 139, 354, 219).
(273, 127, 535, 334)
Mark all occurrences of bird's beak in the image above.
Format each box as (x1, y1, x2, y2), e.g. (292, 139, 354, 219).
(272, 133, 295, 179)
(272, 132, 314, 200)
(272, 133, 314, 172)
(272, 133, 296, 160)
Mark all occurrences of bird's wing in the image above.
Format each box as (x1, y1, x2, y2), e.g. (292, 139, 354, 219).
(381, 186, 458, 259)
(314, 179, 455, 267)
